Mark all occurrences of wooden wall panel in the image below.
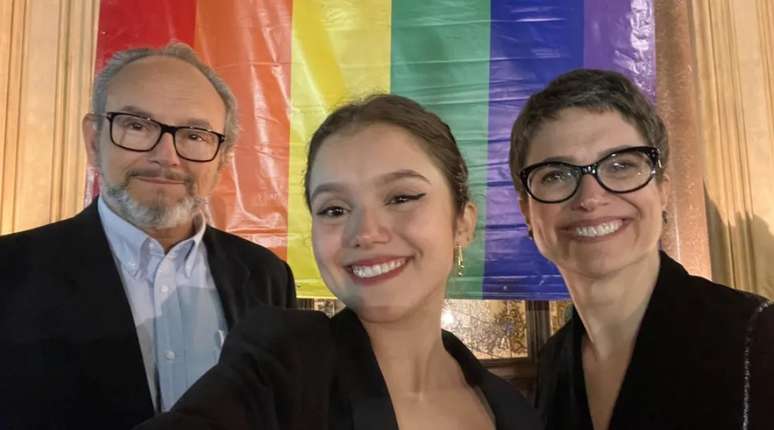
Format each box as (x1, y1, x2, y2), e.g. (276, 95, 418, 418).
(655, 0, 712, 279)
(0, 0, 98, 234)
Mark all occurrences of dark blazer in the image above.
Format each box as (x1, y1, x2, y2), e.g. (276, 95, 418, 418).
(535, 252, 774, 430)
(0, 200, 297, 430)
(135, 306, 544, 430)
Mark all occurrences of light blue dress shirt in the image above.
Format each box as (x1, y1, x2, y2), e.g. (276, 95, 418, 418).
(98, 198, 228, 412)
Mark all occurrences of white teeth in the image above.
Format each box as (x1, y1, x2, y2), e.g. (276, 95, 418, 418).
(575, 220, 623, 238)
(351, 259, 406, 278)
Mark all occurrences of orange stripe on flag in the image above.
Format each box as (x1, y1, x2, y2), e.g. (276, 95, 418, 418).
(194, 0, 293, 259)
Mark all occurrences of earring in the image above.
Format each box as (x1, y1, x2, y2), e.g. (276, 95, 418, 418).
(662, 210, 668, 225)
(455, 244, 465, 277)
(527, 228, 534, 240)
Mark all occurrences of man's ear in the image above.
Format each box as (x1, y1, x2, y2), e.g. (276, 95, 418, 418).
(455, 201, 478, 247)
(82, 114, 100, 168)
(217, 146, 235, 172)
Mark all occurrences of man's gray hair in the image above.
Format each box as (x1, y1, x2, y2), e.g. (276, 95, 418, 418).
(91, 42, 240, 155)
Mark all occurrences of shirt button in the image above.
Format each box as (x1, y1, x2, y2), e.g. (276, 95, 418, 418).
(160, 285, 169, 294)
(165, 350, 176, 360)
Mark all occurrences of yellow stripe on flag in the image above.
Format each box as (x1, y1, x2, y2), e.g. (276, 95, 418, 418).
(288, 0, 392, 298)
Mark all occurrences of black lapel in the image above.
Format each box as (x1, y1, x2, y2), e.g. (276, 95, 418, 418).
(203, 227, 250, 328)
(608, 252, 691, 428)
(331, 309, 399, 430)
(442, 331, 543, 430)
(569, 311, 595, 430)
(59, 200, 154, 420)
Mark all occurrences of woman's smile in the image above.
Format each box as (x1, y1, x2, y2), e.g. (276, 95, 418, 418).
(347, 256, 410, 283)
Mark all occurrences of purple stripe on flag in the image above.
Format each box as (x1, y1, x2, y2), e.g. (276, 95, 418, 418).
(484, 0, 585, 300)
(584, 0, 656, 99)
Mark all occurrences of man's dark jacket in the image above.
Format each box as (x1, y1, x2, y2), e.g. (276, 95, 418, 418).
(0, 201, 297, 429)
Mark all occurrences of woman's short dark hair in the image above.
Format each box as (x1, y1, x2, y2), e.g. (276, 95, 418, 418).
(304, 94, 471, 214)
(509, 69, 669, 194)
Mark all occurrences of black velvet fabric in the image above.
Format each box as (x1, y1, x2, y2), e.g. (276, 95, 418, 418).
(0, 200, 297, 429)
(136, 306, 543, 430)
(535, 252, 774, 430)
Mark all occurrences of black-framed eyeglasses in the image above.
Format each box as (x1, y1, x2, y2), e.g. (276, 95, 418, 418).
(519, 146, 662, 204)
(100, 112, 226, 162)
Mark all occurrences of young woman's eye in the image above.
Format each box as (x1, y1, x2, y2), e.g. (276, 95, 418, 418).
(316, 206, 347, 218)
(387, 193, 426, 205)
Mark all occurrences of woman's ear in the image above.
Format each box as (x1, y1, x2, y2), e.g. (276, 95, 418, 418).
(455, 201, 478, 246)
(519, 194, 531, 229)
(658, 172, 672, 211)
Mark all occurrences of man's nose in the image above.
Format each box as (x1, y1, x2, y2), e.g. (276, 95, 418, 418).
(148, 131, 181, 166)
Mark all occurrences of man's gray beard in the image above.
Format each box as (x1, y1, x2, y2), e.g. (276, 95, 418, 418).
(101, 179, 204, 230)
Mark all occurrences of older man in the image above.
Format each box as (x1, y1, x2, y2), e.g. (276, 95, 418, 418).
(0, 43, 296, 429)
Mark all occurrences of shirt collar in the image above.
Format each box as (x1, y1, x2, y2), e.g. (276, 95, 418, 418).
(182, 213, 208, 276)
(97, 197, 208, 278)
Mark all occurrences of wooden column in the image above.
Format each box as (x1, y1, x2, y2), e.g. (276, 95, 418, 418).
(0, 0, 99, 234)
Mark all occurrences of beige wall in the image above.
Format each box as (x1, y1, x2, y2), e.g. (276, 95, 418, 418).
(0, 0, 98, 234)
(688, 0, 774, 299)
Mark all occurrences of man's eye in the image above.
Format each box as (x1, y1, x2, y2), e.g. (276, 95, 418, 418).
(184, 131, 212, 142)
(127, 121, 147, 131)
(316, 206, 347, 218)
(387, 193, 426, 205)
(116, 117, 154, 133)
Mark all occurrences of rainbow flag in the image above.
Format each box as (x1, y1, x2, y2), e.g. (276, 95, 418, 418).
(95, 0, 654, 299)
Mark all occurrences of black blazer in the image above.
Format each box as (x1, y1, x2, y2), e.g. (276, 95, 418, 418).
(535, 252, 774, 430)
(135, 307, 544, 430)
(0, 201, 297, 430)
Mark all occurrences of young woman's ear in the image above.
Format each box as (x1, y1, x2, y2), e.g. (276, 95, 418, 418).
(455, 202, 478, 246)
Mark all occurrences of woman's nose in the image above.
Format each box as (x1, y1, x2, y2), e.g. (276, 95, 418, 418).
(346, 207, 389, 248)
(571, 174, 609, 211)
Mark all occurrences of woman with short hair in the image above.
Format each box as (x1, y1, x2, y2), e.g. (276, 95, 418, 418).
(510, 69, 774, 430)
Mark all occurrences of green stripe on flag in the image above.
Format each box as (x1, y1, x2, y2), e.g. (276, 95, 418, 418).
(390, 1, 491, 298)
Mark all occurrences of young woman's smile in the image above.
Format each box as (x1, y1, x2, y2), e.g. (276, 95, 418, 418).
(308, 122, 474, 323)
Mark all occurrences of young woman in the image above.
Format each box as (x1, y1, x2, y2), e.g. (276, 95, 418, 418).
(509, 69, 774, 430)
(137, 94, 542, 430)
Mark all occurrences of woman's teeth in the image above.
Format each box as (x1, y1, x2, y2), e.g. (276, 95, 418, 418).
(351, 259, 406, 278)
(575, 220, 623, 238)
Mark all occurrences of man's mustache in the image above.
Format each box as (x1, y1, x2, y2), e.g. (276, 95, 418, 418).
(127, 168, 192, 184)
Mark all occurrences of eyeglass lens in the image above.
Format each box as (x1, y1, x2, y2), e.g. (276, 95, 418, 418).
(111, 114, 220, 161)
(526, 149, 655, 202)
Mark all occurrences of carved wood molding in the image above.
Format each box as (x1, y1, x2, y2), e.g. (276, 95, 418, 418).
(0, 0, 98, 234)
(655, 0, 712, 279)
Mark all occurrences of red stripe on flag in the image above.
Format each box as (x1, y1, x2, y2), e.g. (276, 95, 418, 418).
(95, 0, 197, 70)
(90, 0, 197, 203)
(194, 0, 293, 258)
